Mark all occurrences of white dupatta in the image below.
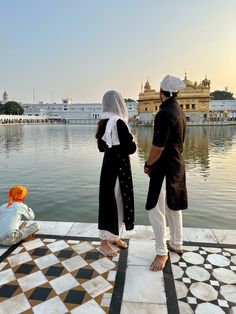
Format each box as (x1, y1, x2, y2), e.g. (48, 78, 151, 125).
(101, 90, 129, 148)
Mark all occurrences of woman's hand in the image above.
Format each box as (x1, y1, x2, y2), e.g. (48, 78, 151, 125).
(144, 165, 151, 177)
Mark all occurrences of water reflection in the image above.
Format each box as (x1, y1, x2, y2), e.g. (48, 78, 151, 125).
(184, 127, 210, 177)
(133, 125, 236, 178)
(132, 126, 153, 161)
(207, 126, 235, 152)
(0, 125, 24, 156)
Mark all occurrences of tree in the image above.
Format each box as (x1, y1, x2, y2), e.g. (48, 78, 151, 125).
(0, 101, 24, 115)
(210, 90, 235, 100)
(124, 98, 136, 102)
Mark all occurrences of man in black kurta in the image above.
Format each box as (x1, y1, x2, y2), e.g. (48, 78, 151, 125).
(144, 75, 188, 271)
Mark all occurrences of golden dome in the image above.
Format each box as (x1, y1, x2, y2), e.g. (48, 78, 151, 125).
(202, 75, 210, 87)
(183, 73, 196, 88)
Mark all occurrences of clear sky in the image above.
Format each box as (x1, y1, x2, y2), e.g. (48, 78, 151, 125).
(1, 0, 236, 103)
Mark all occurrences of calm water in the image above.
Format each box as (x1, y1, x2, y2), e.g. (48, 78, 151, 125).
(0, 124, 236, 229)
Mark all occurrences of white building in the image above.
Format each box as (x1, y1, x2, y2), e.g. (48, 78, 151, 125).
(22, 99, 102, 124)
(126, 100, 138, 119)
(22, 98, 138, 124)
(210, 100, 236, 120)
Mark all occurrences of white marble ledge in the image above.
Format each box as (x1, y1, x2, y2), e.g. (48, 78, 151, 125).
(182, 227, 217, 243)
(183, 227, 236, 245)
(35, 221, 99, 238)
(121, 225, 155, 240)
(212, 228, 236, 245)
(67, 223, 99, 237)
(34, 222, 154, 239)
(35, 221, 74, 236)
(32, 222, 236, 245)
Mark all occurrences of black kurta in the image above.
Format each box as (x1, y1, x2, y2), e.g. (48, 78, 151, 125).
(146, 98, 188, 211)
(96, 119, 136, 235)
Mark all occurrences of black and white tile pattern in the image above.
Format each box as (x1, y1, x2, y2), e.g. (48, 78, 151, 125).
(165, 242, 236, 314)
(0, 235, 128, 314)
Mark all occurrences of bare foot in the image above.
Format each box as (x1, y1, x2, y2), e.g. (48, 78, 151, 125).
(20, 221, 27, 229)
(150, 255, 168, 271)
(110, 239, 128, 249)
(23, 233, 35, 242)
(99, 240, 118, 257)
(167, 243, 183, 255)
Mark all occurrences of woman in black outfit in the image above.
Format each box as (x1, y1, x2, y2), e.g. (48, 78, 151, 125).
(96, 90, 136, 256)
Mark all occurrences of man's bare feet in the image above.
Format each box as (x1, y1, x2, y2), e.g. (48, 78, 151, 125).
(99, 240, 118, 257)
(150, 255, 168, 271)
(167, 242, 183, 255)
(110, 239, 128, 249)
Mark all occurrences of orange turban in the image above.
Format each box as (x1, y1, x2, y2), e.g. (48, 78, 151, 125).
(7, 186, 28, 208)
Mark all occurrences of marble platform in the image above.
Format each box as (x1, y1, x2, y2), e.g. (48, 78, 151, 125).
(0, 222, 236, 314)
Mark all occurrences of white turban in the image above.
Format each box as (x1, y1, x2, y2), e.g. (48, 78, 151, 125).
(160, 75, 186, 96)
(100, 90, 129, 148)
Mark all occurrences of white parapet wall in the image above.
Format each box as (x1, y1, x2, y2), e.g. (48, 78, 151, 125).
(0, 114, 49, 124)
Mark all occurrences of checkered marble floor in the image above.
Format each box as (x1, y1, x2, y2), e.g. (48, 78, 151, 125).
(0, 235, 128, 314)
(165, 242, 236, 314)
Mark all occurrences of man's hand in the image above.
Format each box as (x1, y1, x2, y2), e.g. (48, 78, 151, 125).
(144, 145, 164, 177)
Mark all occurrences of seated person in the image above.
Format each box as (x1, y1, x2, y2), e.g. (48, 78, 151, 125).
(0, 186, 39, 246)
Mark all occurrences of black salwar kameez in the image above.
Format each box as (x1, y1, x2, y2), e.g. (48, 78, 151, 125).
(96, 119, 136, 236)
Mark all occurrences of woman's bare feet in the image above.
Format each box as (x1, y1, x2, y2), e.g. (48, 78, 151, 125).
(99, 240, 118, 257)
(24, 234, 35, 242)
(110, 239, 128, 249)
(150, 255, 168, 271)
(20, 221, 27, 229)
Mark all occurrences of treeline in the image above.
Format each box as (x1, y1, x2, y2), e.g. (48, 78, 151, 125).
(0, 101, 24, 115)
(210, 90, 235, 100)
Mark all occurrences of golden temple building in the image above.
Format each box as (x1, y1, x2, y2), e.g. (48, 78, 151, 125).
(138, 73, 211, 122)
